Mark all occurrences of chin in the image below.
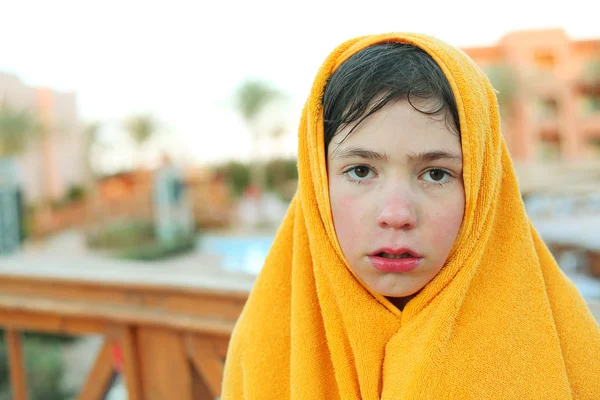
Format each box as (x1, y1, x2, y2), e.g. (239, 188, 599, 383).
(374, 282, 422, 299)
(382, 290, 420, 298)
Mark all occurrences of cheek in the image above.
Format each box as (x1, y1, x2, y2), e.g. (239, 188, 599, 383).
(427, 196, 465, 251)
(330, 186, 370, 250)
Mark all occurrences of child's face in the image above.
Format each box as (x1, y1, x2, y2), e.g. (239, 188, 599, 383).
(327, 99, 465, 300)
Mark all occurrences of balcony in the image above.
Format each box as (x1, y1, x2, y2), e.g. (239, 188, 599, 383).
(579, 113, 600, 137)
(531, 113, 600, 140)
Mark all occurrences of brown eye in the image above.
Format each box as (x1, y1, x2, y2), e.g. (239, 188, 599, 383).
(346, 165, 375, 181)
(428, 169, 446, 181)
(354, 166, 370, 178)
(421, 169, 451, 185)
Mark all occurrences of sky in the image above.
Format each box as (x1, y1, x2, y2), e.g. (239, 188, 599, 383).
(1, 0, 598, 169)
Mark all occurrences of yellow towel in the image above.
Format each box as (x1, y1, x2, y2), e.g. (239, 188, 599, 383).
(222, 33, 600, 399)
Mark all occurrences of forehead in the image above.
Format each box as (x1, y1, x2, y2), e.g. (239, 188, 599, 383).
(329, 100, 461, 156)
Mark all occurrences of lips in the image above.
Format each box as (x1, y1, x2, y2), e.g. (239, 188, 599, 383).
(377, 253, 414, 259)
(368, 247, 423, 273)
(370, 247, 422, 258)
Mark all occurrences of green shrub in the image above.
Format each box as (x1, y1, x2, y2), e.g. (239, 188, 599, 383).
(116, 235, 196, 261)
(265, 158, 298, 190)
(87, 218, 197, 261)
(0, 332, 74, 400)
(65, 185, 86, 203)
(217, 161, 251, 197)
(86, 219, 156, 250)
(214, 158, 298, 198)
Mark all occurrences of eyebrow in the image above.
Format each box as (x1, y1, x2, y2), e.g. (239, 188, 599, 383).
(406, 150, 462, 163)
(332, 147, 462, 163)
(332, 147, 388, 161)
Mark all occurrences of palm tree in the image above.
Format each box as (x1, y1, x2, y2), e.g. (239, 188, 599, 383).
(0, 101, 38, 157)
(235, 79, 283, 191)
(84, 122, 103, 223)
(125, 114, 156, 169)
(84, 122, 100, 180)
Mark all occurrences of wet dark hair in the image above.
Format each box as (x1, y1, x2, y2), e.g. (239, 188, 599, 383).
(322, 43, 460, 153)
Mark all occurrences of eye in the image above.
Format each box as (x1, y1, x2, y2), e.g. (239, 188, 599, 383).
(421, 169, 451, 184)
(345, 165, 376, 181)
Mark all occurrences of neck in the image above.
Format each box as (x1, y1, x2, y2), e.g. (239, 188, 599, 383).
(387, 294, 417, 311)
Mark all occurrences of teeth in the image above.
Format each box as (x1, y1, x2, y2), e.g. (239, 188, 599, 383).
(380, 253, 413, 259)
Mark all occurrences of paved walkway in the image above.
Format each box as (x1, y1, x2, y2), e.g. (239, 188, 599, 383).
(2, 230, 255, 291)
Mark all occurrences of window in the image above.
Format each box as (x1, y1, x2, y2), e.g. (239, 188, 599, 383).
(535, 97, 558, 120)
(580, 95, 600, 115)
(534, 51, 556, 70)
(536, 138, 561, 161)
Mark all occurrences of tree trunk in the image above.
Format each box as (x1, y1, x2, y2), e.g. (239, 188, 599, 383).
(250, 130, 266, 191)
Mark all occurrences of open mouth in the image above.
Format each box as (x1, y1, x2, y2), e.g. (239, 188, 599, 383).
(376, 252, 415, 259)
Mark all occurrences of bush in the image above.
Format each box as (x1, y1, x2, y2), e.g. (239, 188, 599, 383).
(65, 185, 86, 203)
(86, 218, 197, 261)
(85, 219, 156, 250)
(217, 162, 251, 197)
(0, 332, 74, 400)
(265, 158, 298, 190)
(116, 235, 196, 261)
(215, 158, 298, 198)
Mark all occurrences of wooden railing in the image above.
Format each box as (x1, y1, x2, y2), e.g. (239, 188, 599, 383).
(0, 260, 253, 399)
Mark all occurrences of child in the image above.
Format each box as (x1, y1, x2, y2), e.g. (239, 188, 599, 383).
(222, 33, 600, 399)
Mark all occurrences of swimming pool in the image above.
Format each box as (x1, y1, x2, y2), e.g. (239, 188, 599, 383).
(197, 234, 274, 275)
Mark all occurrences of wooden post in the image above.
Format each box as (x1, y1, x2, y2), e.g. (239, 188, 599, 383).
(78, 339, 116, 400)
(120, 327, 143, 400)
(135, 327, 194, 400)
(5, 329, 28, 400)
(186, 335, 224, 398)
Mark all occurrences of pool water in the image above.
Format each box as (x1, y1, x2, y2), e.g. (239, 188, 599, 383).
(198, 235, 274, 275)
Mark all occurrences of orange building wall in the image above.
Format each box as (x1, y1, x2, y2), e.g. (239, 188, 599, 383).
(463, 29, 600, 162)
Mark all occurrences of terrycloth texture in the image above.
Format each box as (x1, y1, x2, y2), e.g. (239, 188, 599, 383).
(222, 33, 600, 399)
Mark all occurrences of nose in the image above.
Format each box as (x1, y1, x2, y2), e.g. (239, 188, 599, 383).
(376, 190, 417, 230)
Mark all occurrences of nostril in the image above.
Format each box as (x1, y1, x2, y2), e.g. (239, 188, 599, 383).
(376, 203, 417, 230)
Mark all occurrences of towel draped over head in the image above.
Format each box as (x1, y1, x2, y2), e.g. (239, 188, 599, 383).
(222, 33, 600, 399)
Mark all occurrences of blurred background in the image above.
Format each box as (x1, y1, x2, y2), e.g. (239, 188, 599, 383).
(0, 1, 599, 399)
